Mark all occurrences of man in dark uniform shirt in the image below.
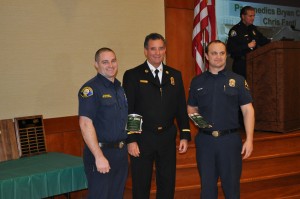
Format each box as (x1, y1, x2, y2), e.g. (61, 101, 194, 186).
(123, 33, 191, 199)
(78, 48, 128, 199)
(188, 40, 255, 199)
(227, 6, 270, 78)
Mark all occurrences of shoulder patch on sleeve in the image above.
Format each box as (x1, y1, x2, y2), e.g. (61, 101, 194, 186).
(230, 30, 237, 37)
(80, 86, 93, 98)
(245, 80, 250, 90)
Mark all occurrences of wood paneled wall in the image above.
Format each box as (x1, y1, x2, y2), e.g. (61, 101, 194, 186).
(165, 0, 197, 137)
(44, 116, 84, 157)
(165, 0, 195, 96)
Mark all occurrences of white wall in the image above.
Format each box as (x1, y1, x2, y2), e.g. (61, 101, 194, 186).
(0, 0, 165, 119)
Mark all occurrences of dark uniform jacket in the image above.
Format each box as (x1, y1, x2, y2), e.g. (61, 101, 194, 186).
(123, 61, 191, 143)
(227, 21, 270, 59)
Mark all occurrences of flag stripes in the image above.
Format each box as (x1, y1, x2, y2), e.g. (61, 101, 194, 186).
(192, 0, 217, 75)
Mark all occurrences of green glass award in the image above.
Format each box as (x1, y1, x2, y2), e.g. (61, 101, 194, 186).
(189, 113, 212, 128)
(126, 114, 143, 133)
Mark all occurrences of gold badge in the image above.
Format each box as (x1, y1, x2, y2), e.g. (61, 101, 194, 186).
(80, 87, 93, 98)
(245, 80, 250, 90)
(229, 79, 236, 87)
(145, 69, 149, 73)
(165, 70, 169, 74)
(140, 80, 148, 83)
(170, 77, 175, 85)
(102, 94, 112, 98)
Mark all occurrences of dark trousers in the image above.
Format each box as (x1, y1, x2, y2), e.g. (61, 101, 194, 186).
(130, 125, 177, 199)
(195, 132, 242, 199)
(84, 147, 128, 199)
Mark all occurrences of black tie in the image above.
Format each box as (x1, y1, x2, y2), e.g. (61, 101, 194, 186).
(154, 69, 160, 84)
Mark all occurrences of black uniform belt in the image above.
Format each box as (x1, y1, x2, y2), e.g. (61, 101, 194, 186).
(143, 123, 174, 133)
(99, 141, 125, 149)
(201, 129, 238, 137)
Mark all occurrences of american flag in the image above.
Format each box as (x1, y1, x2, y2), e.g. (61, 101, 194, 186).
(192, 0, 217, 75)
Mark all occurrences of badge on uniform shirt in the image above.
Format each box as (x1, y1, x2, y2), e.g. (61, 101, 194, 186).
(252, 30, 256, 36)
(140, 80, 148, 83)
(145, 69, 149, 73)
(170, 77, 175, 85)
(245, 80, 250, 90)
(229, 79, 236, 87)
(230, 30, 237, 37)
(165, 70, 169, 74)
(80, 87, 93, 98)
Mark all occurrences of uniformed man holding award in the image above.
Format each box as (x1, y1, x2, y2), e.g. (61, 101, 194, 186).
(187, 40, 255, 199)
(123, 33, 191, 199)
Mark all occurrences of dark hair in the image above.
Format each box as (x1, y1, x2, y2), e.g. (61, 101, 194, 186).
(144, 33, 166, 49)
(205, 40, 226, 53)
(95, 47, 115, 62)
(240, 6, 255, 18)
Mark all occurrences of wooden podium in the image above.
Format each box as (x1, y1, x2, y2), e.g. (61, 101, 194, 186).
(246, 41, 300, 132)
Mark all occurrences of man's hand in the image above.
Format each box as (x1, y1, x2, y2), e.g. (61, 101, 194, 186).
(241, 139, 253, 159)
(95, 156, 111, 174)
(248, 40, 256, 50)
(178, 139, 188, 153)
(127, 142, 140, 157)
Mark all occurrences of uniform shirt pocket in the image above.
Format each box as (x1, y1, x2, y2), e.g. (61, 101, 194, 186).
(224, 86, 238, 96)
(101, 98, 117, 109)
(224, 86, 239, 105)
(195, 88, 210, 108)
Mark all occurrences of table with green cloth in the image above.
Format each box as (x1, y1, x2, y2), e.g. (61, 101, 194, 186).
(0, 152, 87, 199)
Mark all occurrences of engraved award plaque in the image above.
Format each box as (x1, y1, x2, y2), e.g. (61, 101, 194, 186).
(126, 114, 143, 133)
(189, 113, 212, 128)
(14, 115, 47, 157)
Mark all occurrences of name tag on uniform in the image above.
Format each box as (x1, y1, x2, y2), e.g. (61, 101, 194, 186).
(102, 94, 112, 98)
(140, 80, 148, 83)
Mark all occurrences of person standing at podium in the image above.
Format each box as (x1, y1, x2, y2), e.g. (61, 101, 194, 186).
(78, 47, 128, 199)
(187, 40, 255, 199)
(227, 6, 270, 78)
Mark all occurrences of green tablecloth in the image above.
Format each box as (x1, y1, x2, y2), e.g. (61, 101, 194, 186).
(0, 152, 87, 199)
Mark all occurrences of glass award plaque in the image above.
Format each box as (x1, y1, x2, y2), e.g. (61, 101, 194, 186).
(126, 114, 143, 133)
(189, 113, 212, 128)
